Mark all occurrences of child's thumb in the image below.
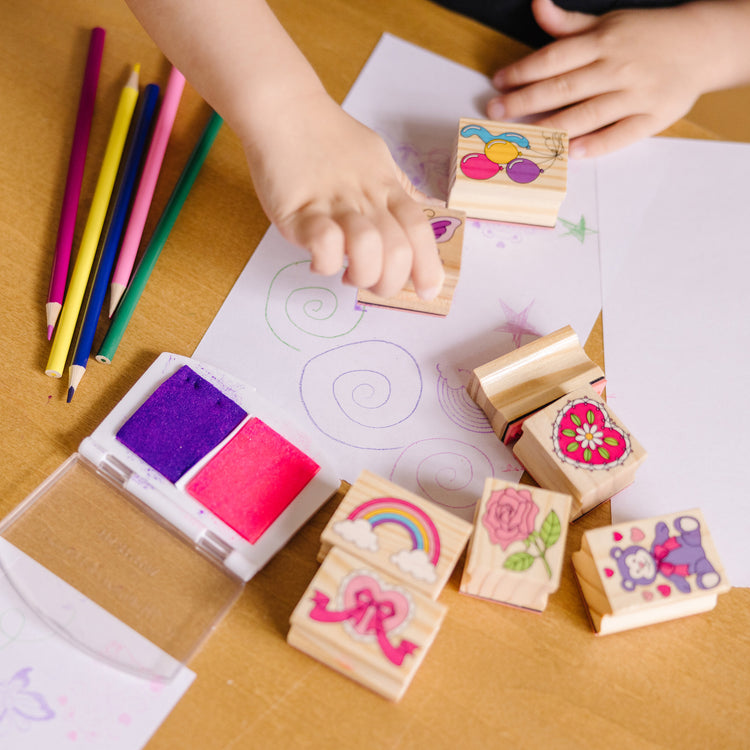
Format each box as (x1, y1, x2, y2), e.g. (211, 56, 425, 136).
(532, 0, 598, 38)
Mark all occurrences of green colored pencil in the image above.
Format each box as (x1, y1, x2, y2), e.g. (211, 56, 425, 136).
(96, 110, 223, 364)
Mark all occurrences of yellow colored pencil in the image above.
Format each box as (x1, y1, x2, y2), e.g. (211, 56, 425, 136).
(46, 64, 140, 378)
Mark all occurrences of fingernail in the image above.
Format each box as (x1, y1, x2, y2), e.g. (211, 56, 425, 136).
(492, 71, 505, 89)
(487, 98, 505, 120)
(417, 284, 442, 301)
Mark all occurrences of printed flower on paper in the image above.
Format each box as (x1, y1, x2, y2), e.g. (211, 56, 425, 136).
(482, 487, 561, 579)
(0, 668, 55, 734)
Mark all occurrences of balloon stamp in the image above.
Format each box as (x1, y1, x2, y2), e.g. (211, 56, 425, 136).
(448, 117, 568, 227)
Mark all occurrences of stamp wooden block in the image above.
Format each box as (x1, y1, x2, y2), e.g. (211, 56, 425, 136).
(467, 325, 606, 444)
(448, 118, 568, 226)
(319, 470, 473, 599)
(288, 546, 447, 701)
(572, 509, 729, 635)
(357, 206, 466, 316)
(513, 384, 647, 520)
(460, 478, 571, 612)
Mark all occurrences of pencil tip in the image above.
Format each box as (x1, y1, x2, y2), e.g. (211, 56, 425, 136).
(66, 386, 75, 403)
(47, 325, 54, 340)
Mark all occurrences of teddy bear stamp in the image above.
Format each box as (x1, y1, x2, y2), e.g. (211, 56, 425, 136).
(572, 508, 729, 635)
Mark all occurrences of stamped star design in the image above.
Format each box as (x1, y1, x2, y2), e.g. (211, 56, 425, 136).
(494, 299, 540, 348)
(558, 215, 597, 243)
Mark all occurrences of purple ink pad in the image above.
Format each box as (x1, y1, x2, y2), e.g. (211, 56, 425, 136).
(116, 365, 247, 482)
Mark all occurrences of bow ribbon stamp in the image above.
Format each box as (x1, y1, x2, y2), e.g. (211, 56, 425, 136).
(309, 572, 417, 666)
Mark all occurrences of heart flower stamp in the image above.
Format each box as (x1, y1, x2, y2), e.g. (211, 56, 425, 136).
(551, 397, 631, 470)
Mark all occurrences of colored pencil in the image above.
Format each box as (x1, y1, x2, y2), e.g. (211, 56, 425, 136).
(97, 110, 223, 364)
(45, 65, 140, 378)
(46, 27, 105, 339)
(108, 66, 186, 316)
(67, 83, 161, 402)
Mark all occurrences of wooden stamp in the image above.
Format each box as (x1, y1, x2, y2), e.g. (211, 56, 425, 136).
(460, 478, 571, 612)
(513, 384, 647, 520)
(448, 118, 568, 226)
(572, 509, 729, 634)
(357, 206, 466, 316)
(467, 325, 606, 444)
(319, 470, 473, 599)
(288, 546, 447, 701)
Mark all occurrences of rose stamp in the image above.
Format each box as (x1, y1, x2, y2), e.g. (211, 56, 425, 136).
(460, 478, 572, 612)
(572, 508, 730, 634)
(513, 384, 647, 520)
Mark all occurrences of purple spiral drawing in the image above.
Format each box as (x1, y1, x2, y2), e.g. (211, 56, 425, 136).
(390, 438, 496, 517)
(299, 340, 422, 450)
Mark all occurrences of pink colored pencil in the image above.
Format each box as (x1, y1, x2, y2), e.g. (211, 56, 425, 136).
(46, 27, 106, 339)
(108, 66, 186, 315)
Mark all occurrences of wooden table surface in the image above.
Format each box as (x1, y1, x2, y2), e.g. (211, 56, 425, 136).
(2, 1, 748, 748)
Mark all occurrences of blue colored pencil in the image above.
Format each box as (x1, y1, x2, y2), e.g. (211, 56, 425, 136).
(67, 83, 161, 402)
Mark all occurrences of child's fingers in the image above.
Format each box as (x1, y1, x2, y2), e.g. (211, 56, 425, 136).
(566, 113, 655, 158)
(337, 212, 384, 289)
(278, 210, 345, 276)
(489, 60, 611, 121)
(365, 210, 414, 299)
(492, 36, 597, 92)
(388, 195, 444, 300)
(534, 90, 642, 141)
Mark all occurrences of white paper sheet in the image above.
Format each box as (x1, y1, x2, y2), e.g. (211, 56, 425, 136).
(195, 34, 603, 521)
(598, 136, 750, 587)
(0, 539, 194, 749)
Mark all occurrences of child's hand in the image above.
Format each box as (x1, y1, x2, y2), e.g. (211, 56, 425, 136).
(487, 0, 721, 157)
(243, 91, 444, 300)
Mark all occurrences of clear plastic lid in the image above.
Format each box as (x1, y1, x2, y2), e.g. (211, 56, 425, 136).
(0, 454, 244, 681)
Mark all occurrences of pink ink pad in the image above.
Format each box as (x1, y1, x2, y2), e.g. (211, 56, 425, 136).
(116, 365, 247, 483)
(185, 417, 320, 544)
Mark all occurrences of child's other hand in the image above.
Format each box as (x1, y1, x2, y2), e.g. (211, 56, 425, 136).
(243, 92, 444, 300)
(487, 0, 714, 157)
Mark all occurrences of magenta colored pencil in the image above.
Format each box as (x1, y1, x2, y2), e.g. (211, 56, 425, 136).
(46, 27, 106, 339)
(108, 66, 186, 316)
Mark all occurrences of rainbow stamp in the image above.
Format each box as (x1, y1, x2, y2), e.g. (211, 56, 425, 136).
(319, 470, 473, 599)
